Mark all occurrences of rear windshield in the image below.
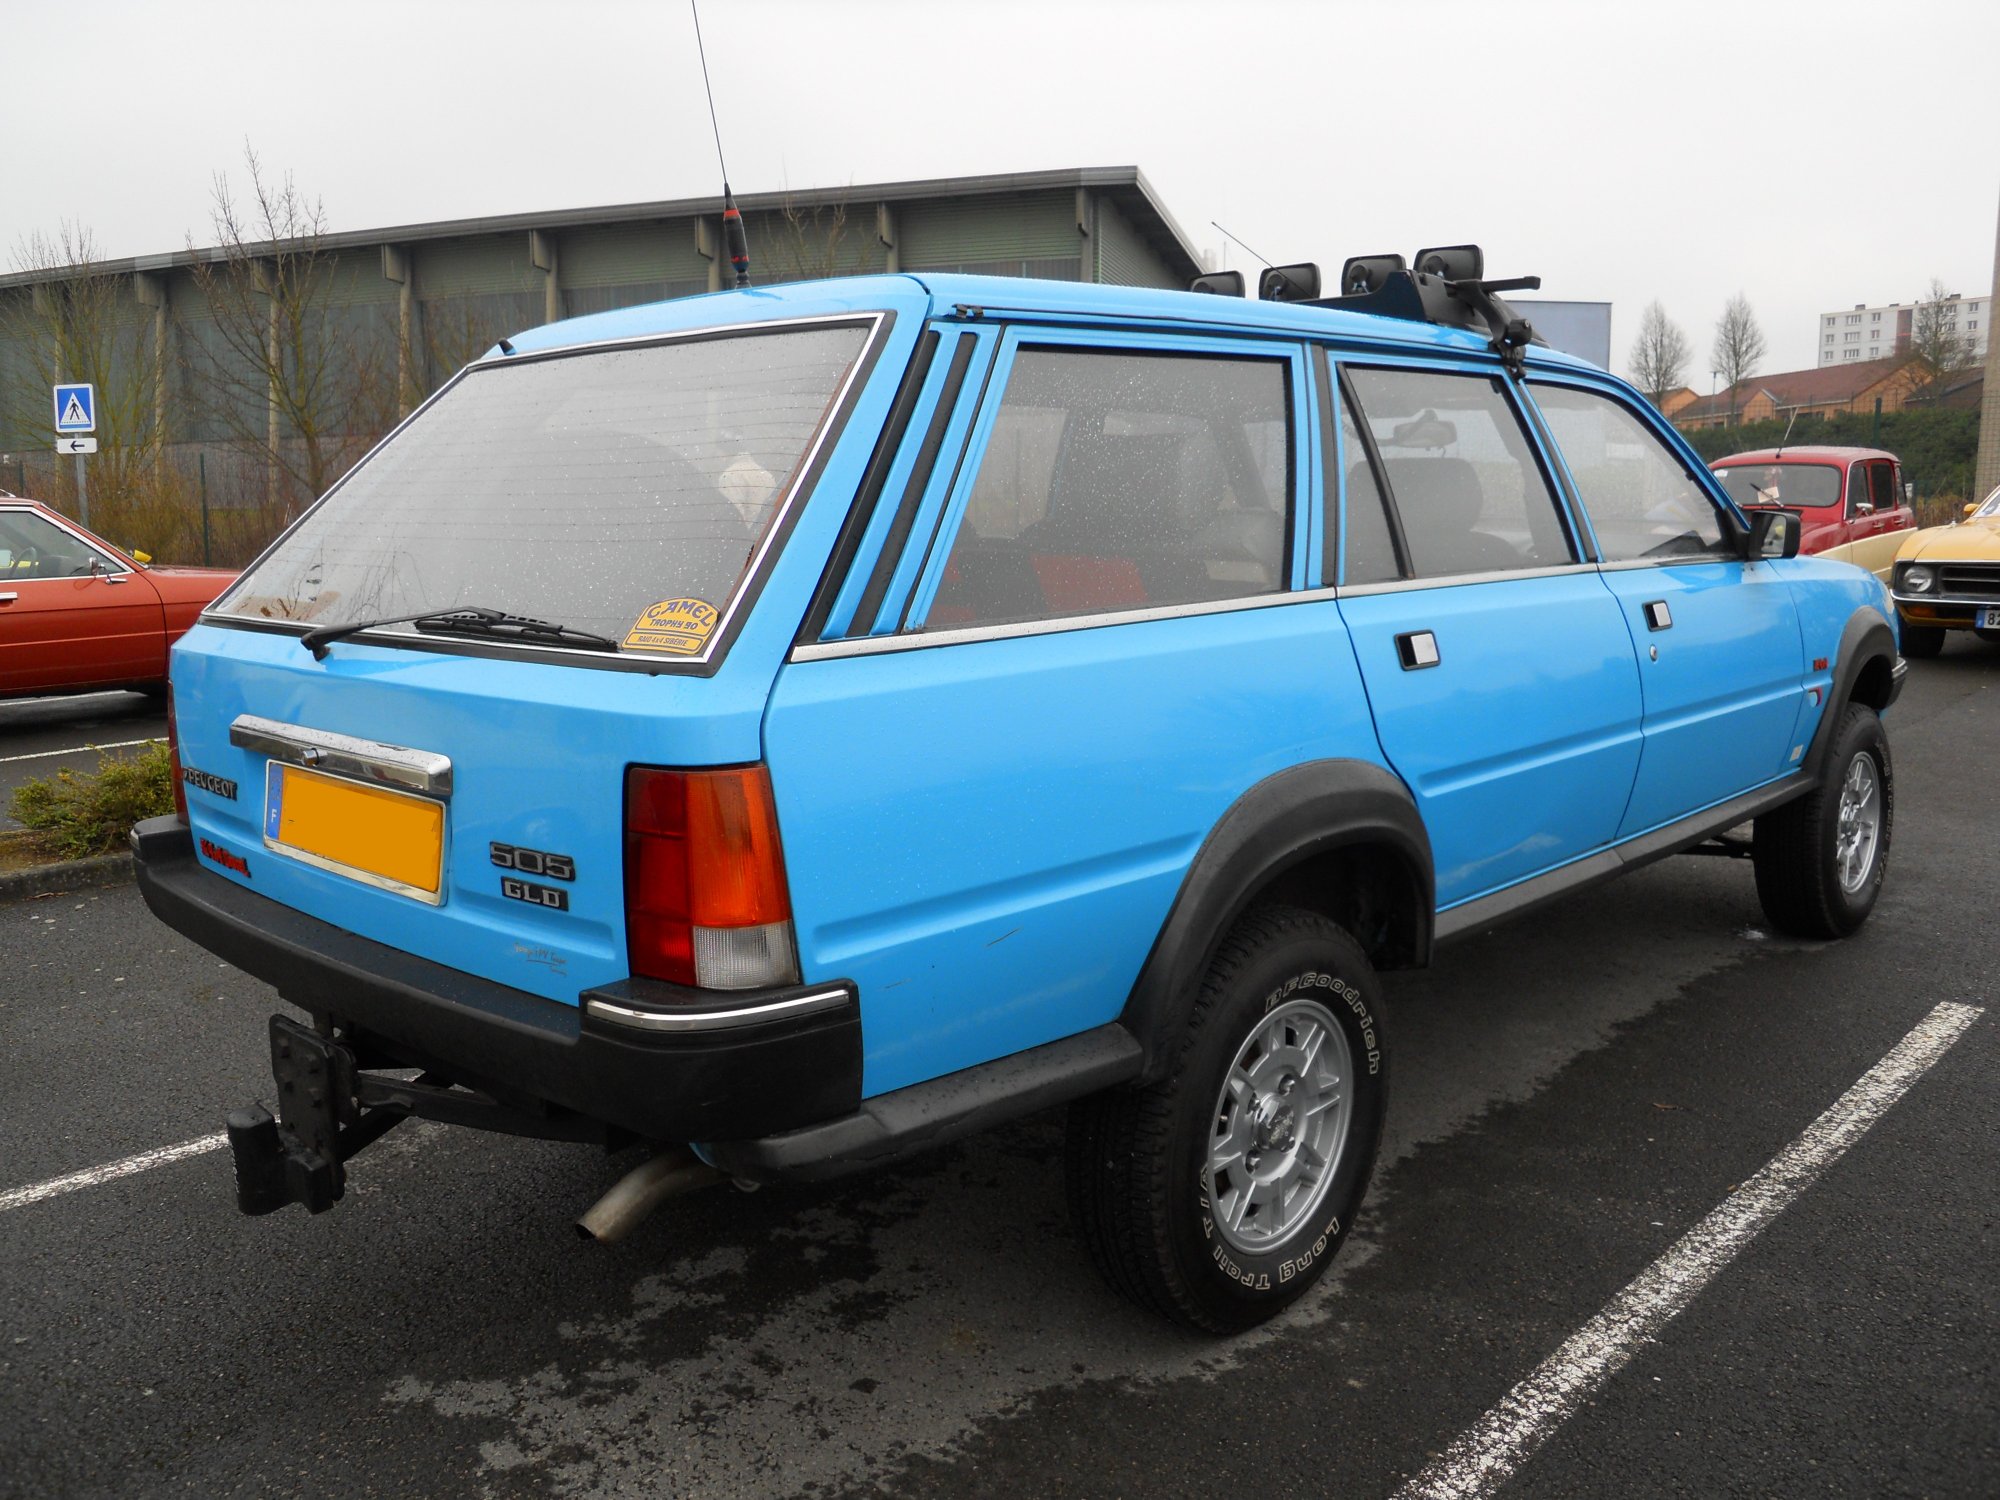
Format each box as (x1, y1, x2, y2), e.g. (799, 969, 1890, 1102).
(214, 321, 873, 659)
(1710, 462, 1842, 509)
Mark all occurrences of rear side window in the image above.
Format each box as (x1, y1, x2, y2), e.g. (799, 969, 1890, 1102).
(1530, 383, 1728, 563)
(921, 347, 1290, 630)
(1344, 367, 1574, 579)
(215, 322, 874, 657)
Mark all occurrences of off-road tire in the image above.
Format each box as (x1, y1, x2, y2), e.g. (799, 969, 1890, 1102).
(1753, 703, 1891, 939)
(1066, 903, 1387, 1333)
(1900, 624, 1946, 659)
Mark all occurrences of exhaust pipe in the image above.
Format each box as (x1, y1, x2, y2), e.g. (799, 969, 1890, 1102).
(575, 1147, 723, 1243)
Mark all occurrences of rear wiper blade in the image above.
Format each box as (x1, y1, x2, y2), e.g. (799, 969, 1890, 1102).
(300, 606, 620, 660)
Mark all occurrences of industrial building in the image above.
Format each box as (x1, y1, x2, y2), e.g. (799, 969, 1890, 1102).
(0, 166, 1201, 507)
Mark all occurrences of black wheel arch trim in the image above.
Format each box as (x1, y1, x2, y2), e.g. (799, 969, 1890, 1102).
(1804, 607, 1899, 783)
(1116, 758, 1433, 1087)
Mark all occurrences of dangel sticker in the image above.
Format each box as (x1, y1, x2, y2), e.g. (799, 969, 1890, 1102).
(623, 598, 721, 655)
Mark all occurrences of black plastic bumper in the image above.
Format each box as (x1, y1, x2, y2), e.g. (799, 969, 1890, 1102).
(130, 817, 861, 1144)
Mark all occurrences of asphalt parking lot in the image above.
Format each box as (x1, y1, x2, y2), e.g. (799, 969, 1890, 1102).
(1, 644, 1995, 1499)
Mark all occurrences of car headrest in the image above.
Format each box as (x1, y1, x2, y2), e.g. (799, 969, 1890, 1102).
(1379, 456, 1483, 531)
(1191, 509, 1284, 565)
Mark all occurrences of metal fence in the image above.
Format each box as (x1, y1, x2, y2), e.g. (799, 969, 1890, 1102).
(2, 435, 380, 568)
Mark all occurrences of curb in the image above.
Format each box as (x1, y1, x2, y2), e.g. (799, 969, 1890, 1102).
(0, 851, 136, 904)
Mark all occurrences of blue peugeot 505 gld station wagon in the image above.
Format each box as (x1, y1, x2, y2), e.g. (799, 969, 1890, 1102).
(134, 251, 1903, 1331)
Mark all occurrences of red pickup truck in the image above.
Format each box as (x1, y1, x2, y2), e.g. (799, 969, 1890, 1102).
(0, 497, 237, 700)
(1709, 446, 1914, 585)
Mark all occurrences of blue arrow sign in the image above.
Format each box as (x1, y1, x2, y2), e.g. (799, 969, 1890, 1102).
(54, 383, 96, 434)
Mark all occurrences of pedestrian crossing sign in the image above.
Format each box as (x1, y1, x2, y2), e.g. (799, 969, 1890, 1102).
(54, 383, 96, 434)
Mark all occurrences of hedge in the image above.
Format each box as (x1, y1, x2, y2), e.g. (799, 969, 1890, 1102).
(1678, 408, 1980, 504)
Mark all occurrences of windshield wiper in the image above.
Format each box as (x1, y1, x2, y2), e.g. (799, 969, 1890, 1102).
(300, 606, 621, 660)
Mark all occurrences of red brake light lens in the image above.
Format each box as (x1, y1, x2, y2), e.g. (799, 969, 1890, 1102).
(624, 765, 798, 989)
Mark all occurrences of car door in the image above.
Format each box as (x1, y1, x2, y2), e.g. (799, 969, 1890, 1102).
(1331, 362, 1643, 910)
(0, 508, 165, 695)
(1847, 458, 1910, 584)
(764, 323, 1387, 1096)
(1526, 381, 1806, 839)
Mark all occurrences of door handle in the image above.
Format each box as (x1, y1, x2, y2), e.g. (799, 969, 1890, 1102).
(1643, 600, 1673, 631)
(0, 591, 16, 603)
(1395, 630, 1441, 670)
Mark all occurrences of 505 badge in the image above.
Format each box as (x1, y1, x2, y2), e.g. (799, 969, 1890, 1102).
(490, 842, 575, 881)
(491, 842, 575, 911)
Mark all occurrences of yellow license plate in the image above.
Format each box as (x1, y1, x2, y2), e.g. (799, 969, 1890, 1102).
(263, 762, 445, 902)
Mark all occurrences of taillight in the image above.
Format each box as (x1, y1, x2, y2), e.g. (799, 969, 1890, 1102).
(166, 683, 187, 824)
(624, 765, 800, 990)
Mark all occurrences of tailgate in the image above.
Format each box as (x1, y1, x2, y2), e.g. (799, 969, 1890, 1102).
(170, 623, 766, 1005)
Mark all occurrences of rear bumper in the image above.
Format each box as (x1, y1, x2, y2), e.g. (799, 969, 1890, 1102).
(130, 817, 861, 1143)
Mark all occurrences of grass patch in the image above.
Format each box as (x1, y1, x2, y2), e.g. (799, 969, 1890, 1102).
(9, 741, 173, 861)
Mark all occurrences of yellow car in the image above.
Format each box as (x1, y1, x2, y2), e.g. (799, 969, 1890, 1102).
(1890, 483, 2000, 657)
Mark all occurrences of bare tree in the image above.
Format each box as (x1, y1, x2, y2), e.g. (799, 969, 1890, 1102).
(2, 223, 165, 519)
(763, 194, 871, 284)
(1906, 277, 1977, 405)
(182, 146, 394, 514)
(1628, 300, 1691, 409)
(1711, 293, 1766, 425)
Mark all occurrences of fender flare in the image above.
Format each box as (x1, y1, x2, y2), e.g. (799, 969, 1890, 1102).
(1117, 759, 1434, 1085)
(1802, 607, 1897, 784)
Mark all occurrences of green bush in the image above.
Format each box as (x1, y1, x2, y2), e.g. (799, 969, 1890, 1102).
(9, 741, 174, 860)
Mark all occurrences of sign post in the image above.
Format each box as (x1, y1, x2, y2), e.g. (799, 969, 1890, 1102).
(53, 383, 96, 527)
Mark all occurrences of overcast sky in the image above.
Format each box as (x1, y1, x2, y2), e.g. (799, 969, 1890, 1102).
(6, 0, 1996, 379)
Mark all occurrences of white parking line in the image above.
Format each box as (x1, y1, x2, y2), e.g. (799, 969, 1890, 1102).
(0, 736, 161, 764)
(1395, 1000, 1983, 1500)
(0, 1131, 228, 1215)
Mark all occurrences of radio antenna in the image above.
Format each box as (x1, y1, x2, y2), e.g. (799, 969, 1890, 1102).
(691, 0, 750, 287)
(1211, 221, 1273, 269)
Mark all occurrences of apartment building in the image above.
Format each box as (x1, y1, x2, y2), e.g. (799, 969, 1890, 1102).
(1817, 293, 1990, 366)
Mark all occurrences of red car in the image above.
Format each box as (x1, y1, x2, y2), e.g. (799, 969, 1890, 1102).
(0, 497, 238, 700)
(1709, 445, 1915, 585)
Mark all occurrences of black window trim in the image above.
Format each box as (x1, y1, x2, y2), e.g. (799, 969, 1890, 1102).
(799, 327, 942, 644)
(852, 330, 979, 636)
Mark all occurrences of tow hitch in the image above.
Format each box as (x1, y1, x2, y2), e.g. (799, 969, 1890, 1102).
(225, 1016, 404, 1215)
(226, 1013, 615, 1216)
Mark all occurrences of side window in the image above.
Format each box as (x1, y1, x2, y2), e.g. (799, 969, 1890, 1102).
(0, 512, 112, 579)
(1869, 461, 1899, 511)
(1848, 463, 1872, 516)
(1344, 367, 1574, 580)
(1335, 397, 1401, 585)
(922, 347, 1290, 630)
(1528, 384, 1728, 563)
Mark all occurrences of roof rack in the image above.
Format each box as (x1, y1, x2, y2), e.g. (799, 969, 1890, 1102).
(1189, 243, 1546, 373)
